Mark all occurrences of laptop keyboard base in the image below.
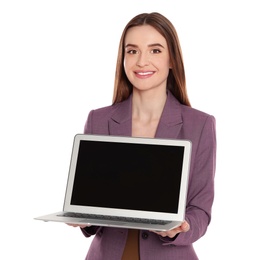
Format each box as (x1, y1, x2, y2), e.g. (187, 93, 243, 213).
(59, 212, 170, 226)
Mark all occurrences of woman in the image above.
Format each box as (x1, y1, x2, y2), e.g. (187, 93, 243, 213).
(70, 12, 216, 260)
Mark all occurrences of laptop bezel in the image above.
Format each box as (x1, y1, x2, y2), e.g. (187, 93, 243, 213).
(63, 134, 192, 222)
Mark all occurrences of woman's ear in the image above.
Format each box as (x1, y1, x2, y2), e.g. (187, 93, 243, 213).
(169, 60, 173, 69)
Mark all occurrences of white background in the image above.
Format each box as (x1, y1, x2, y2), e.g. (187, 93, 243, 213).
(1, 1, 277, 259)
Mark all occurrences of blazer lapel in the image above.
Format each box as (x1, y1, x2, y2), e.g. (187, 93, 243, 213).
(108, 96, 133, 137)
(155, 92, 183, 139)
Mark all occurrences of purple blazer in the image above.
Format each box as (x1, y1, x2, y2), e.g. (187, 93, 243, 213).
(81, 92, 216, 260)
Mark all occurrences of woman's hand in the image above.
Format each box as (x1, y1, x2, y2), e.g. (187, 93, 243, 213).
(150, 220, 190, 238)
(66, 223, 91, 229)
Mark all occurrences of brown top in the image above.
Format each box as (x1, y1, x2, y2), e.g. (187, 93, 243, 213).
(121, 229, 140, 260)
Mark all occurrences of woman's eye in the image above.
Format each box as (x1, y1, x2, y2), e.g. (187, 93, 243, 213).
(151, 49, 161, 54)
(127, 49, 137, 54)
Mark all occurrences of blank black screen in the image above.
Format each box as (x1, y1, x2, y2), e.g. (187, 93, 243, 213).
(70, 140, 184, 213)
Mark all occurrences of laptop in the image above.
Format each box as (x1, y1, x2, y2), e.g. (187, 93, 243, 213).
(35, 134, 192, 231)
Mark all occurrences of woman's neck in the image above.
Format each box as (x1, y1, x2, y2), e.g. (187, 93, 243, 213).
(131, 89, 167, 138)
(132, 89, 167, 121)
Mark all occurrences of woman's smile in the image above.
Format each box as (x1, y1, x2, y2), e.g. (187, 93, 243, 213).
(134, 70, 155, 79)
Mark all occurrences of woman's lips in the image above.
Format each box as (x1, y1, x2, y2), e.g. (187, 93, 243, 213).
(134, 71, 155, 78)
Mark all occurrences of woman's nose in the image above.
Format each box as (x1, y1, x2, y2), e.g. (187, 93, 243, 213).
(136, 52, 150, 67)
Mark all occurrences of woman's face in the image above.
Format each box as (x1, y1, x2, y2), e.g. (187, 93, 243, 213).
(124, 25, 171, 93)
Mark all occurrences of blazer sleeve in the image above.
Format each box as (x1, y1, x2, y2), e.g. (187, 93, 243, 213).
(84, 110, 94, 134)
(161, 115, 217, 246)
(79, 109, 100, 237)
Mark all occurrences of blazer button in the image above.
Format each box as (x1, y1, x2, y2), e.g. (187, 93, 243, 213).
(142, 232, 149, 240)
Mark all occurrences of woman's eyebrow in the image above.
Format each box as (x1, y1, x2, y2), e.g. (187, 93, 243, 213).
(148, 43, 165, 48)
(125, 43, 165, 48)
(125, 44, 137, 48)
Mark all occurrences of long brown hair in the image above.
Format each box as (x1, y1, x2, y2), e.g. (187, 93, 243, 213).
(112, 12, 191, 107)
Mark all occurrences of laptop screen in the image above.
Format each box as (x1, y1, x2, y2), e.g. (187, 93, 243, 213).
(70, 140, 185, 214)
